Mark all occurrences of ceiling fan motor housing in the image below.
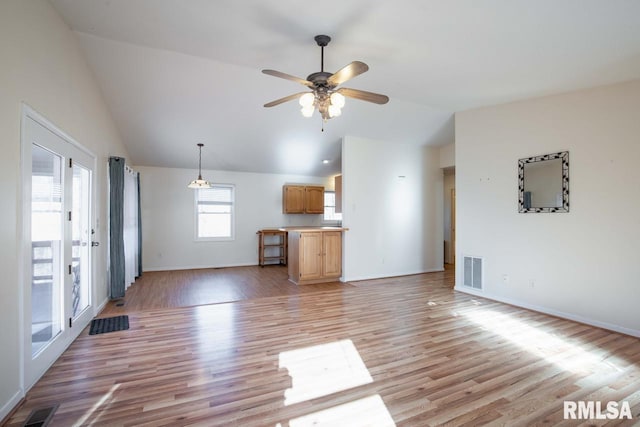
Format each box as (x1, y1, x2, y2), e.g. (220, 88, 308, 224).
(307, 71, 333, 87)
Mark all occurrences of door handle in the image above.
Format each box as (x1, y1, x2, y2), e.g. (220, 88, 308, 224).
(91, 241, 100, 247)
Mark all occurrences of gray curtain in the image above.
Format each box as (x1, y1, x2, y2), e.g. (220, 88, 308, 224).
(109, 157, 126, 299)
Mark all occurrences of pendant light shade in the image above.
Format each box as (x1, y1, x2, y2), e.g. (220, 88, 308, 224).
(188, 143, 211, 189)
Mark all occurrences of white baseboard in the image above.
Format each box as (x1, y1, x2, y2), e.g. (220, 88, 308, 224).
(95, 297, 109, 316)
(345, 267, 445, 283)
(454, 286, 640, 338)
(0, 388, 23, 423)
(142, 261, 257, 272)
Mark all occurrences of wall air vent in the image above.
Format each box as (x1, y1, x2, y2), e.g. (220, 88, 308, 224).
(463, 256, 483, 290)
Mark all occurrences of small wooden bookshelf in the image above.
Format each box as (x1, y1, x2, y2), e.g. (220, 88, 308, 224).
(257, 229, 287, 267)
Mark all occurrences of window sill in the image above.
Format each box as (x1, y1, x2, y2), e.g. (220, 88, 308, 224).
(195, 237, 235, 242)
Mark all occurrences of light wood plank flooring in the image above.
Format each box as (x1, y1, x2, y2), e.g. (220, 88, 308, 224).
(100, 266, 352, 316)
(6, 267, 640, 426)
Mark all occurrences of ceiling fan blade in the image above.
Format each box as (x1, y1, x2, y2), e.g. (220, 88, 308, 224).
(262, 69, 314, 88)
(264, 92, 310, 108)
(337, 87, 389, 104)
(327, 61, 369, 86)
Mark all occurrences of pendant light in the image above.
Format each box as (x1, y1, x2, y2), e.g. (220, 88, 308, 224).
(187, 143, 211, 189)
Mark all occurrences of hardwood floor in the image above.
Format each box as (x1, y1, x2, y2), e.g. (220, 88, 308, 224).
(6, 267, 640, 426)
(100, 265, 352, 316)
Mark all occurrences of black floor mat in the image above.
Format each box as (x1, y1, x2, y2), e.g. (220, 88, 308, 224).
(89, 315, 129, 335)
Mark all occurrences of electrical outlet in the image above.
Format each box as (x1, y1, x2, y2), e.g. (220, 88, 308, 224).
(502, 274, 509, 284)
(529, 279, 535, 288)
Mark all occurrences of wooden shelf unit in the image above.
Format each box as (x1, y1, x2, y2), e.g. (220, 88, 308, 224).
(257, 229, 287, 267)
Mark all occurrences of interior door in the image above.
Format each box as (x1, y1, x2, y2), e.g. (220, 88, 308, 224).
(23, 112, 96, 389)
(451, 188, 456, 265)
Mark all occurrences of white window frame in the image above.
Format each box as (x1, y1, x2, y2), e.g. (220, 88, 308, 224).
(323, 190, 342, 224)
(194, 184, 235, 241)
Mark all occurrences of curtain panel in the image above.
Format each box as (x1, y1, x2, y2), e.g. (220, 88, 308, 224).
(109, 157, 141, 299)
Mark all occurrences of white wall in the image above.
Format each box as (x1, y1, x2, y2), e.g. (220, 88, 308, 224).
(138, 166, 332, 271)
(0, 0, 129, 420)
(342, 136, 443, 281)
(455, 79, 640, 336)
(439, 142, 455, 168)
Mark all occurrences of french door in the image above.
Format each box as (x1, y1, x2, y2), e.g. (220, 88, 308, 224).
(23, 110, 96, 389)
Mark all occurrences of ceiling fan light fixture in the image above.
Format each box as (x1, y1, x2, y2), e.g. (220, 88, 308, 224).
(187, 143, 211, 189)
(299, 92, 315, 107)
(330, 92, 345, 108)
(328, 104, 342, 118)
(301, 105, 315, 117)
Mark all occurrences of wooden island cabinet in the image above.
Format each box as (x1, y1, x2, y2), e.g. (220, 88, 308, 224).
(283, 227, 347, 285)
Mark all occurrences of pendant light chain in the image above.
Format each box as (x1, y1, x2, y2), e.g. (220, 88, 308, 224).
(188, 143, 211, 189)
(198, 143, 203, 179)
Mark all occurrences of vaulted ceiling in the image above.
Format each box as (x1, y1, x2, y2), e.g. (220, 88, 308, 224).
(50, 0, 640, 176)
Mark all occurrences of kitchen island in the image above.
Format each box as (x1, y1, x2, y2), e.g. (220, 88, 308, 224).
(279, 226, 348, 285)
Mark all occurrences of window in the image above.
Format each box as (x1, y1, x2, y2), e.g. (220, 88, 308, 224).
(195, 184, 234, 240)
(323, 191, 342, 222)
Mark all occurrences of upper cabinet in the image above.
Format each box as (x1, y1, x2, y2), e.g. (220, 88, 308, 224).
(283, 185, 305, 213)
(304, 186, 324, 214)
(283, 185, 324, 214)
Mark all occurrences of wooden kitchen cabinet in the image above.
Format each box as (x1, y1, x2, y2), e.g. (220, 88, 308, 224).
(282, 185, 324, 214)
(299, 232, 323, 280)
(283, 185, 305, 213)
(322, 231, 342, 277)
(304, 186, 325, 214)
(287, 229, 343, 285)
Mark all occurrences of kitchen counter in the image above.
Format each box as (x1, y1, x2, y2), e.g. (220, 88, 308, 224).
(278, 226, 349, 232)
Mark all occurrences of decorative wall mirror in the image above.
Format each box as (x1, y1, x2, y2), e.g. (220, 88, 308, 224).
(518, 151, 569, 213)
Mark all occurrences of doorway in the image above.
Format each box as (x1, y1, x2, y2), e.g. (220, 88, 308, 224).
(22, 107, 96, 389)
(443, 167, 455, 265)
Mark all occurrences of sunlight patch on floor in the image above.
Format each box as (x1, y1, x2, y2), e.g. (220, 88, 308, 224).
(279, 339, 373, 406)
(277, 394, 396, 427)
(75, 383, 120, 426)
(462, 309, 622, 374)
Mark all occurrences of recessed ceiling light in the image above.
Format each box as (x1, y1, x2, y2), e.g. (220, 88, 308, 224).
(322, 159, 330, 164)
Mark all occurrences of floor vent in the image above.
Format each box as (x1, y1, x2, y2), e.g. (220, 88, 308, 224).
(22, 404, 58, 427)
(463, 256, 483, 290)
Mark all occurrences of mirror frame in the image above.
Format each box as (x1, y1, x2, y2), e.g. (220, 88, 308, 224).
(518, 151, 569, 213)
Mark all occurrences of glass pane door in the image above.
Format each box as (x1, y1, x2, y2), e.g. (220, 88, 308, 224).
(24, 111, 96, 389)
(72, 164, 91, 319)
(31, 144, 64, 357)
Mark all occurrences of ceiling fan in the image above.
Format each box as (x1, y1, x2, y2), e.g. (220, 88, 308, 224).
(262, 35, 389, 123)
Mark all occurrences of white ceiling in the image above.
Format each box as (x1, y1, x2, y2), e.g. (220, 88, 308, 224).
(50, 0, 640, 176)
